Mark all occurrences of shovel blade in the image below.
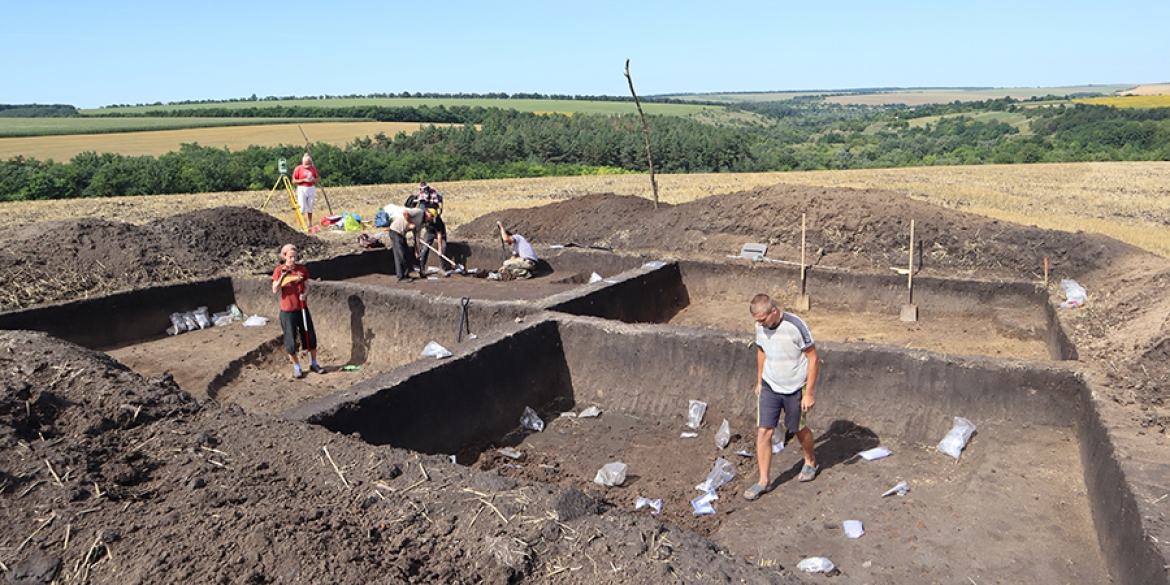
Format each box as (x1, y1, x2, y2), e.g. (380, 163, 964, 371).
(900, 304, 918, 322)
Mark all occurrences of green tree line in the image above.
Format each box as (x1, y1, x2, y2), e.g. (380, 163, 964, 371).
(2, 101, 1169, 202)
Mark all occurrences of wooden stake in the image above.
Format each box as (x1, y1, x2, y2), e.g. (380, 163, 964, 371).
(900, 219, 919, 322)
(801, 213, 807, 290)
(623, 59, 659, 209)
(1044, 257, 1049, 287)
(908, 219, 915, 300)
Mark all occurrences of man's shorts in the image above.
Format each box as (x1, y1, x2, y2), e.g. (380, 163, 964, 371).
(297, 185, 316, 214)
(757, 379, 807, 434)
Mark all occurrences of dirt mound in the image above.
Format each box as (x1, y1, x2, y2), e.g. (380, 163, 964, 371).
(0, 330, 795, 584)
(145, 206, 318, 273)
(0, 207, 321, 312)
(456, 186, 1146, 280)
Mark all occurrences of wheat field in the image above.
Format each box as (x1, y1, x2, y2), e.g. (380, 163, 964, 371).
(0, 121, 452, 162)
(3, 162, 1167, 257)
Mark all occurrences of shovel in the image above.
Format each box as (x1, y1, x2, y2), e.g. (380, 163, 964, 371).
(795, 213, 811, 312)
(900, 219, 918, 322)
(419, 239, 464, 273)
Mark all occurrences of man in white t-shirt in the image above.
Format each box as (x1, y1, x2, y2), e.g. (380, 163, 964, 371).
(743, 293, 820, 501)
(496, 221, 538, 279)
(381, 204, 433, 282)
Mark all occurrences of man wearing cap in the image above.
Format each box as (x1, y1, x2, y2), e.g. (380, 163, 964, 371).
(382, 204, 434, 282)
(419, 207, 451, 272)
(292, 154, 319, 229)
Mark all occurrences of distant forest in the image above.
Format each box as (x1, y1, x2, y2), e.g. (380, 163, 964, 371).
(2, 98, 1169, 201)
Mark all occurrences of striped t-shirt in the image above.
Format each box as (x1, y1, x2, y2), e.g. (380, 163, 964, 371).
(756, 312, 815, 395)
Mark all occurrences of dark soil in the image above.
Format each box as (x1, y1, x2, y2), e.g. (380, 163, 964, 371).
(455, 186, 1143, 280)
(2, 185, 1170, 583)
(0, 207, 320, 311)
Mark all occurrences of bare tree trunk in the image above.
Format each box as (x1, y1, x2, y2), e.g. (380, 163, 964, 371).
(623, 59, 659, 209)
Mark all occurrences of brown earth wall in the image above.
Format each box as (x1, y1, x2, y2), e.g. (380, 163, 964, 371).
(283, 317, 574, 455)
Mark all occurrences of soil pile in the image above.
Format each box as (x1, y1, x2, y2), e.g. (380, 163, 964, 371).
(455, 185, 1143, 280)
(0, 330, 796, 584)
(0, 207, 320, 312)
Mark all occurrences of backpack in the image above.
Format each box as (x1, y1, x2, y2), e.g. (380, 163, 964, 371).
(374, 210, 390, 228)
(358, 233, 384, 249)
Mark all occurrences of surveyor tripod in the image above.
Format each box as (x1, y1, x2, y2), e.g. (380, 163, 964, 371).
(260, 158, 308, 231)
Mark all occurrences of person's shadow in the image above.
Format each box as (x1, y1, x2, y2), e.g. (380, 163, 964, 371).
(770, 420, 880, 488)
(347, 294, 368, 366)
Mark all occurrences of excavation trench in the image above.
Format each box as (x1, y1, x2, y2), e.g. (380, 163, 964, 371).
(0, 245, 1161, 584)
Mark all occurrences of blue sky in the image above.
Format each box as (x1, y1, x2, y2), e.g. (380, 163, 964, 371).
(5, 0, 1168, 108)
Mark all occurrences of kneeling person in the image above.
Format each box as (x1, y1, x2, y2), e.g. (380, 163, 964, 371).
(497, 221, 538, 279)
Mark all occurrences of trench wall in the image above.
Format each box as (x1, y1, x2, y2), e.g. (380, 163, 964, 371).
(0, 277, 236, 350)
(677, 259, 1073, 360)
(231, 277, 534, 369)
(552, 316, 1082, 443)
(542, 262, 690, 323)
(1078, 390, 1170, 585)
(283, 318, 573, 455)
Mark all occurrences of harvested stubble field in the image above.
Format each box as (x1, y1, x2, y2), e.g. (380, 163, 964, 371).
(0, 121, 449, 162)
(2, 162, 1167, 257)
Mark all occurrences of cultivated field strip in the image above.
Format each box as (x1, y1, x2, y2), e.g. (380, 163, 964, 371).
(0, 121, 448, 161)
(2, 162, 1167, 257)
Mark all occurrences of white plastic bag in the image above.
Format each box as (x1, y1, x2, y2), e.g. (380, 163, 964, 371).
(843, 520, 865, 539)
(167, 312, 188, 335)
(937, 416, 976, 459)
(882, 480, 910, 497)
(858, 446, 892, 461)
(695, 457, 735, 492)
(420, 341, 452, 359)
(691, 491, 718, 515)
(588, 272, 603, 283)
(686, 400, 707, 429)
(520, 406, 544, 432)
(715, 419, 731, 450)
(796, 557, 835, 573)
(242, 315, 269, 327)
(1060, 279, 1087, 308)
(635, 497, 662, 515)
(192, 306, 211, 329)
(497, 447, 523, 460)
(593, 462, 628, 487)
(578, 406, 601, 418)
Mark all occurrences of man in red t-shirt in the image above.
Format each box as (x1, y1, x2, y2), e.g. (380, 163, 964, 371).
(271, 244, 323, 378)
(292, 154, 319, 229)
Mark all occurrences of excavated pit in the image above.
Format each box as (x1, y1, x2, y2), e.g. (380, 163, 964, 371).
(0, 245, 1159, 584)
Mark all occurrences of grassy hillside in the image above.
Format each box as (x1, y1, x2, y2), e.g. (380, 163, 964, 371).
(83, 98, 716, 117)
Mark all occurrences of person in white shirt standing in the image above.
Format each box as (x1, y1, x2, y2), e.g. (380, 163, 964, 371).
(292, 154, 319, 229)
(743, 293, 820, 501)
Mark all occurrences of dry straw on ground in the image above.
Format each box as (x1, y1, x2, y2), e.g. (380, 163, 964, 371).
(3, 161, 1167, 257)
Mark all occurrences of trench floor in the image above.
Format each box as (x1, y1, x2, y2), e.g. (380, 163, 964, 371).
(105, 321, 377, 414)
(671, 300, 1052, 361)
(342, 270, 615, 302)
(477, 410, 1107, 584)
